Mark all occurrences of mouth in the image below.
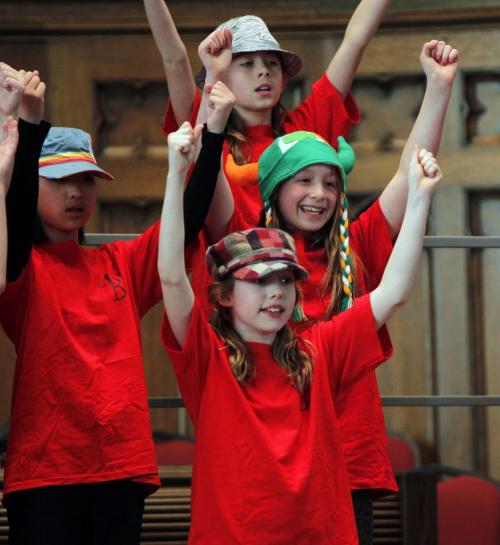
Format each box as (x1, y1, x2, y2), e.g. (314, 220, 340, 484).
(65, 205, 85, 216)
(255, 84, 272, 94)
(261, 305, 285, 317)
(299, 204, 326, 216)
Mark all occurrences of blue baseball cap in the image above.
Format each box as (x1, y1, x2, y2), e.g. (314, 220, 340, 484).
(39, 127, 114, 180)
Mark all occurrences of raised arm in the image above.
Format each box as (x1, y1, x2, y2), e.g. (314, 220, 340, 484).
(159, 122, 200, 346)
(379, 40, 458, 239)
(2, 65, 49, 281)
(195, 29, 233, 127)
(202, 81, 235, 243)
(370, 148, 442, 329)
(143, 0, 196, 126)
(0, 117, 19, 294)
(326, 0, 390, 99)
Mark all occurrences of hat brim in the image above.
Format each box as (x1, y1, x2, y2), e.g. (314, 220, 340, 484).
(195, 48, 302, 88)
(39, 161, 114, 181)
(232, 259, 309, 282)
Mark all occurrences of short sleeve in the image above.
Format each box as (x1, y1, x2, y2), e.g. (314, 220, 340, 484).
(118, 222, 162, 316)
(161, 301, 222, 425)
(162, 91, 202, 136)
(309, 294, 392, 396)
(350, 199, 394, 293)
(283, 74, 361, 146)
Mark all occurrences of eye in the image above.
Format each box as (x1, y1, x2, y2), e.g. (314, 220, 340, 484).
(84, 175, 96, 185)
(240, 59, 253, 67)
(280, 272, 295, 284)
(296, 177, 311, 184)
(266, 59, 280, 68)
(325, 179, 337, 188)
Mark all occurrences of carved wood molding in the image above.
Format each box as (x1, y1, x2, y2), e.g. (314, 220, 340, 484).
(2, 3, 500, 34)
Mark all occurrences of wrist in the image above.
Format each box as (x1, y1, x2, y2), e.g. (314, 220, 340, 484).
(425, 72, 453, 91)
(205, 70, 226, 85)
(167, 168, 189, 181)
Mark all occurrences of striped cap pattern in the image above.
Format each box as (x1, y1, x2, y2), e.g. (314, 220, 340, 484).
(206, 228, 309, 282)
(195, 15, 302, 86)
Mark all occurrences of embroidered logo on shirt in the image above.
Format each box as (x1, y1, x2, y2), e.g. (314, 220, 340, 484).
(100, 274, 127, 301)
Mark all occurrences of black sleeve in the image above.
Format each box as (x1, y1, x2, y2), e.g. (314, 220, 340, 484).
(6, 119, 50, 282)
(183, 127, 225, 247)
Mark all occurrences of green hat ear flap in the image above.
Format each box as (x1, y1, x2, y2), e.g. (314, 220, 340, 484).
(336, 136, 355, 176)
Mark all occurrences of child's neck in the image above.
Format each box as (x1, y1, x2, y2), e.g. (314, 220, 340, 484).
(234, 105, 273, 127)
(43, 224, 80, 244)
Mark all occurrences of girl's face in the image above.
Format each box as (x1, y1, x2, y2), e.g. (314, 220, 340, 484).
(277, 164, 341, 233)
(220, 269, 297, 344)
(225, 52, 286, 124)
(37, 173, 97, 243)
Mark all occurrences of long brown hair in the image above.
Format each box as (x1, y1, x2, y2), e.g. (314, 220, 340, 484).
(208, 277, 313, 409)
(226, 103, 286, 165)
(269, 174, 359, 319)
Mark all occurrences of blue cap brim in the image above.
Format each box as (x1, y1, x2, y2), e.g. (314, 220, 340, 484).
(39, 161, 114, 181)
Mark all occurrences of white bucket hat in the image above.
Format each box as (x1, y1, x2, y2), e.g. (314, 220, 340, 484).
(196, 15, 302, 87)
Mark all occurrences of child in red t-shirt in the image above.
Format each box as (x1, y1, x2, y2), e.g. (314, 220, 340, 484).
(145, 1, 391, 225)
(180, 38, 458, 544)
(0, 62, 224, 545)
(158, 120, 442, 545)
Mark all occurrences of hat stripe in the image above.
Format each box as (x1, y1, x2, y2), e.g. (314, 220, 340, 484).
(39, 152, 97, 168)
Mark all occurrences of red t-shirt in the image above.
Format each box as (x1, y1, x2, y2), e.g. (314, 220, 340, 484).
(161, 296, 392, 545)
(292, 200, 398, 494)
(0, 223, 162, 502)
(191, 199, 398, 494)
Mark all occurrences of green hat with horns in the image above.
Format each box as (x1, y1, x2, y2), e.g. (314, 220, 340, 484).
(258, 131, 356, 318)
(258, 131, 355, 213)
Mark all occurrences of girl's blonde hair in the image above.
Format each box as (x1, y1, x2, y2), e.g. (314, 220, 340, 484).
(208, 278, 313, 409)
(270, 175, 359, 319)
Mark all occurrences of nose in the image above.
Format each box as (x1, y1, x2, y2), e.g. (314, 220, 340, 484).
(267, 278, 284, 299)
(66, 180, 84, 199)
(309, 181, 326, 200)
(256, 59, 270, 77)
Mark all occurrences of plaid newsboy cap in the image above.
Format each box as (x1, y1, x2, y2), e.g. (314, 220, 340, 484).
(206, 227, 309, 282)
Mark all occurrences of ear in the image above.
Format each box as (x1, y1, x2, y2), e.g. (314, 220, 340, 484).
(217, 292, 233, 308)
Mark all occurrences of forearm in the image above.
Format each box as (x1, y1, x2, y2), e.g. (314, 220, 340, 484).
(0, 185, 7, 294)
(144, 0, 196, 125)
(7, 119, 50, 281)
(326, 0, 390, 97)
(399, 79, 451, 174)
(370, 192, 430, 328)
(159, 167, 195, 346)
(380, 80, 452, 236)
(344, 0, 391, 49)
(183, 128, 225, 246)
(159, 172, 187, 284)
(144, 0, 189, 63)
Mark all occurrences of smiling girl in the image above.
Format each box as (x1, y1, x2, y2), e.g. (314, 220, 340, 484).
(158, 120, 442, 545)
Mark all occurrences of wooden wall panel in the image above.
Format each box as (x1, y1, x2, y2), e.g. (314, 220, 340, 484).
(476, 196, 500, 476)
